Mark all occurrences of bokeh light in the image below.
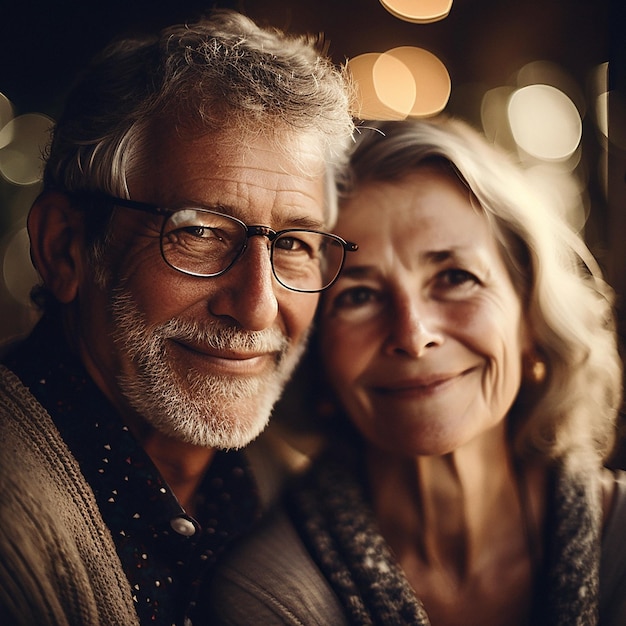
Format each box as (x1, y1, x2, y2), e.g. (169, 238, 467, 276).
(516, 61, 585, 119)
(0, 92, 14, 143)
(595, 91, 609, 141)
(477, 64, 590, 236)
(480, 86, 516, 152)
(349, 47, 450, 120)
(348, 53, 414, 120)
(384, 47, 451, 117)
(507, 84, 582, 161)
(379, 0, 453, 24)
(372, 53, 418, 117)
(0, 113, 54, 185)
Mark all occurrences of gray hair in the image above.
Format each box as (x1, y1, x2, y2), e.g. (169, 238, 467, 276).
(44, 9, 354, 226)
(337, 117, 622, 467)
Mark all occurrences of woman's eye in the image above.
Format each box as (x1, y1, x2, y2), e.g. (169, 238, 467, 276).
(431, 268, 482, 300)
(438, 268, 478, 287)
(332, 286, 381, 309)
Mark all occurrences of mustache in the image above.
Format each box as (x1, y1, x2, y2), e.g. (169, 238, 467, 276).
(110, 287, 292, 360)
(155, 318, 289, 354)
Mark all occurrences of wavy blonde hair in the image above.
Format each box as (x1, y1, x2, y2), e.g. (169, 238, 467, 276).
(336, 117, 622, 466)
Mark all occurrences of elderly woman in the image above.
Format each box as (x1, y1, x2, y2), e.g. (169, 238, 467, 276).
(209, 118, 626, 625)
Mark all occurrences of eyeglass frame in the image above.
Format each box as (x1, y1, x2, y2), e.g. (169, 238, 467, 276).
(92, 194, 358, 293)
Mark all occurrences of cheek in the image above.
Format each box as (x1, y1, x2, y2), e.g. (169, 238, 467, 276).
(448, 299, 520, 354)
(319, 321, 373, 388)
(115, 264, 210, 324)
(457, 303, 526, 396)
(282, 294, 318, 341)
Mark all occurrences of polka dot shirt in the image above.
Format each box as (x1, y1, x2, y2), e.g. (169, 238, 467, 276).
(5, 315, 262, 625)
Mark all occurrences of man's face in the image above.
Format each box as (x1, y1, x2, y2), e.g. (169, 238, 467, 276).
(76, 129, 326, 449)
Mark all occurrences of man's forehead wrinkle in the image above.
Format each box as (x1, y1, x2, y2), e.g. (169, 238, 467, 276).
(214, 129, 326, 178)
(229, 179, 325, 228)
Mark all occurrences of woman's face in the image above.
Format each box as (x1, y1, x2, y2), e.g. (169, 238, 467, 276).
(319, 165, 530, 456)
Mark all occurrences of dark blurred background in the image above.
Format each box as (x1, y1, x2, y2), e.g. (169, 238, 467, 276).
(0, 0, 617, 114)
(0, 0, 624, 362)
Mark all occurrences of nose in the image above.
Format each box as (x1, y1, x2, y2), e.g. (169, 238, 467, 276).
(208, 238, 279, 331)
(384, 291, 443, 358)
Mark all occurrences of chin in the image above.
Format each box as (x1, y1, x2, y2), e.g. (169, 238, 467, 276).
(155, 397, 275, 450)
(363, 423, 470, 457)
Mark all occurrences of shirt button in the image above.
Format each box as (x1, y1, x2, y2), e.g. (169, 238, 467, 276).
(170, 516, 197, 536)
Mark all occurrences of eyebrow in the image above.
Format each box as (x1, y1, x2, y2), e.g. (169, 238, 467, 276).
(337, 247, 474, 279)
(335, 265, 378, 280)
(423, 249, 455, 264)
(413, 246, 480, 267)
(282, 215, 326, 230)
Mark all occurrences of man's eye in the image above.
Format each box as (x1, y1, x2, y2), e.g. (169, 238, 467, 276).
(274, 236, 314, 255)
(182, 226, 206, 238)
(183, 226, 221, 239)
(275, 236, 299, 251)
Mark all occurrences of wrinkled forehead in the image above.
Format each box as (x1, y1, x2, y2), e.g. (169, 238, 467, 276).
(141, 118, 326, 171)
(130, 121, 337, 222)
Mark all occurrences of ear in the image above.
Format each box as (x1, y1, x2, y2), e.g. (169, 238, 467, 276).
(28, 191, 85, 304)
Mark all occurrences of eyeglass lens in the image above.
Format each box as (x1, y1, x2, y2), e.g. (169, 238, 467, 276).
(161, 208, 346, 292)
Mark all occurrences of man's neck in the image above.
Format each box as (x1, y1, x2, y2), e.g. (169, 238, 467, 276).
(140, 431, 216, 516)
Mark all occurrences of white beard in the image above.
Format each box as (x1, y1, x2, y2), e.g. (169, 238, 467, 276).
(110, 289, 307, 449)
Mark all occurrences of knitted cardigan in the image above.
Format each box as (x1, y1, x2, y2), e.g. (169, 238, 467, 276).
(0, 365, 139, 626)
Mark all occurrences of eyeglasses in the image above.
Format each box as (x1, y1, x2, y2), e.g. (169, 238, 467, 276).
(102, 195, 358, 293)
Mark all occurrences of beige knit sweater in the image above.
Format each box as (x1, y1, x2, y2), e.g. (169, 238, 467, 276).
(0, 365, 139, 626)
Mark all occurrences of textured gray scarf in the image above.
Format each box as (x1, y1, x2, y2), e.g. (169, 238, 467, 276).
(287, 444, 600, 626)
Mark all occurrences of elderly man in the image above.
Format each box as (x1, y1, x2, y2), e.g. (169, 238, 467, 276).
(0, 9, 354, 625)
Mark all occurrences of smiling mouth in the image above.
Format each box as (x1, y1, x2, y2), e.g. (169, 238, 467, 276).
(373, 369, 474, 397)
(177, 340, 268, 359)
(170, 339, 278, 373)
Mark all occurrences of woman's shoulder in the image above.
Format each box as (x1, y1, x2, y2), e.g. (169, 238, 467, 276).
(599, 468, 626, 626)
(601, 467, 626, 530)
(209, 505, 348, 626)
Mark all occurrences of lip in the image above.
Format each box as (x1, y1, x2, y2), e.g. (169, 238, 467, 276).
(371, 368, 474, 397)
(170, 339, 277, 373)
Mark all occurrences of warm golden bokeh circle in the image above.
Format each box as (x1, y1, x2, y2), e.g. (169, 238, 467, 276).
(379, 0, 453, 24)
